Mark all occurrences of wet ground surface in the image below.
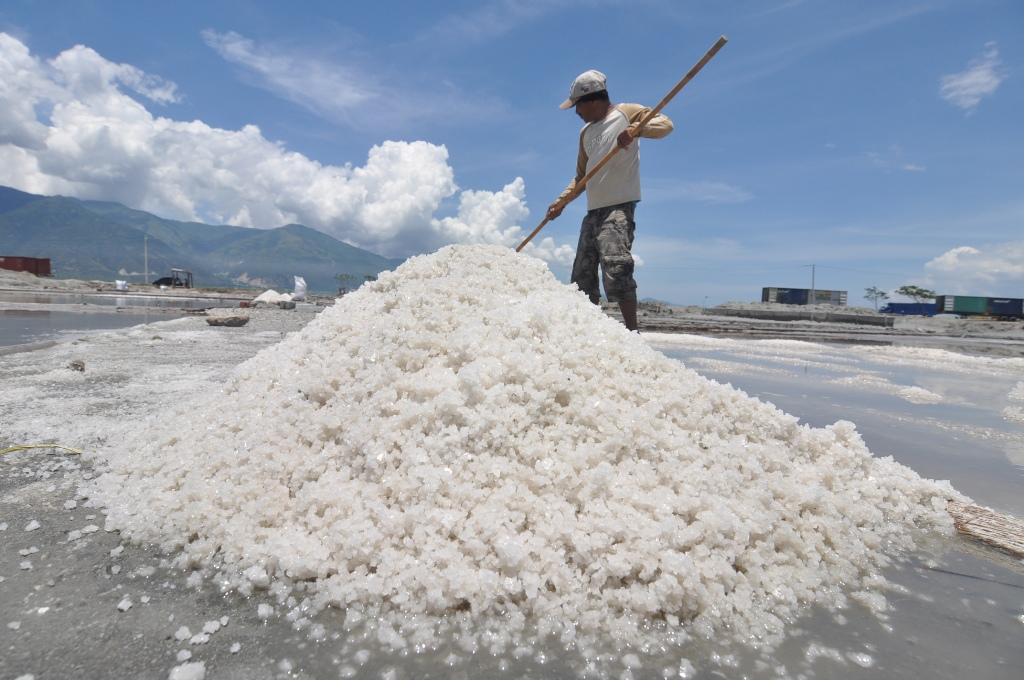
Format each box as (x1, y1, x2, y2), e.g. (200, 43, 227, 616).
(0, 290, 249, 310)
(1, 317, 1022, 679)
(0, 309, 187, 348)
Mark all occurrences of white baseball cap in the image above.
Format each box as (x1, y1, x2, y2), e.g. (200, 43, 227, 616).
(559, 69, 607, 110)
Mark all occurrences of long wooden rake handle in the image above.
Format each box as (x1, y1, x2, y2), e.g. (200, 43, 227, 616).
(516, 35, 728, 253)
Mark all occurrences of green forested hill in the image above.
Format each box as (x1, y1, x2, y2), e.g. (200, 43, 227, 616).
(0, 186, 403, 291)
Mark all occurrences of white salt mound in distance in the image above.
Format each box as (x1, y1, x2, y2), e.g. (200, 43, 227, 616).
(89, 245, 963, 650)
(252, 289, 292, 304)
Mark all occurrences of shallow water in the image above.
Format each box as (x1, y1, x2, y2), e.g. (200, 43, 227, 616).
(0, 289, 245, 310)
(0, 309, 184, 347)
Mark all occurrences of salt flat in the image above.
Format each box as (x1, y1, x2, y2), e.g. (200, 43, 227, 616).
(1, 255, 1022, 679)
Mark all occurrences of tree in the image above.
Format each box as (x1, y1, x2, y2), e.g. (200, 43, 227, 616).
(335, 272, 358, 295)
(864, 286, 889, 311)
(896, 285, 936, 304)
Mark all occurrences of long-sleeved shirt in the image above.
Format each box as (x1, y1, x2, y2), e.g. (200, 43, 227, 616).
(557, 103, 673, 211)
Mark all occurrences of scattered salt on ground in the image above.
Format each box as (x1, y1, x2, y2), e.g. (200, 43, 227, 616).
(168, 661, 205, 680)
(829, 375, 943, 405)
(1010, 381, 1024, 402)
(88, 245, 964, 660)
(117, 597, 133, 611)
(1003, 406, 1024, 425)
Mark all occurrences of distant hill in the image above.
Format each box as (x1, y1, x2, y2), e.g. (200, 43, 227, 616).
(0, 186, 403, 292)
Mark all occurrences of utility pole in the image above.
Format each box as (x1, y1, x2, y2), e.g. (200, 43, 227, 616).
(801, 264, 817, 305)
(143, 235, 149, 285)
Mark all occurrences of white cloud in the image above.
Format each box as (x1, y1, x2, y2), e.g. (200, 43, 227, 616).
(431, 177, 574, 265)
(418, 0, 626, 45)
(201, 30, 375, 121)
(864, 145, 926, 173)
(646, 179, 753, 205)
(201, 30, 500, 130)
(924, 243, 1024, 294)
(0, 33, 573, 262)
(940, 42, 1005, 112)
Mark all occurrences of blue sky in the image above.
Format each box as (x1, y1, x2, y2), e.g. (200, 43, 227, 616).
(1, 0, 1021, 304)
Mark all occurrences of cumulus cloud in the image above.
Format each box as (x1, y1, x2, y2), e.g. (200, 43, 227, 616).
(431, 178, 574, 265)
(924, 243, 1024, 294)
(0, 33, 572, 261)
(940, 42, 1005, 112)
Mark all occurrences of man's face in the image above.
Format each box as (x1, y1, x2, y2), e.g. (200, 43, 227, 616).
(574, 99, 606, 123)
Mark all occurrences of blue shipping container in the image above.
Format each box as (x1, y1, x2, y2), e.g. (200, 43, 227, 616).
(779, 289, 808, 305)
(988, 298, 1024, 316)
(880, 303, 937, 316)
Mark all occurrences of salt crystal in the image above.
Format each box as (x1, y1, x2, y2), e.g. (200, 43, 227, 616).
(176, 650, 192, 662)
(141, 596, 151, 604)
(219, 616, 229, 626)
(19, 560, 32, 570)
(201, 620, 220, 634)
(0, 522, 7, 530)
(847, 652, 875, 668)
(63, 500, 77, 510)
(189, 633, 209, 645)
(23, 520, 40, 532)
(117, 597, 133, 611)
(173, 626, 191, 641)
(257, 603, 274, 619)
(110, 545, 124, 557)
(8, 621, 21, 630)
(167, 661, 205, 680)
(18, 547, 39, 556)
(81, 524, 99, 534)
(229, 642, 241, 654)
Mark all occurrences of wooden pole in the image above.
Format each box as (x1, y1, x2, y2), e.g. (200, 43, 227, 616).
(516, 35, 729, 253)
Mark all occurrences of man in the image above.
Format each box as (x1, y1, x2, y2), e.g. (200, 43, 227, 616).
(547, 69, 673, 331)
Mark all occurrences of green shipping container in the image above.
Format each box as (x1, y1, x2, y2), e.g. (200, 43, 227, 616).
(953, 296, 988, 314)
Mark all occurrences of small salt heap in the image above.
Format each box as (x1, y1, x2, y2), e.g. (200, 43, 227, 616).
(88, 245, 963, 656)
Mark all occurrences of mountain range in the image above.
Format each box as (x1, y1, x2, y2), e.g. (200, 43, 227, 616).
(0, 186, 404, 292)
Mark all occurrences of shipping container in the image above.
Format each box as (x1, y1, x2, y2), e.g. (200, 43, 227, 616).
(762, 287, 847, 306)
(0, 256, 51, 277)
(935, 295, 1024, 318)
(988, 298, 1024, 317)
(880, 303, 937, 316)
(954, 296, 988, 314)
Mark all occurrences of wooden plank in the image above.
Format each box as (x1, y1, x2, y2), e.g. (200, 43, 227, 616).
(948, 501, 1024, 559)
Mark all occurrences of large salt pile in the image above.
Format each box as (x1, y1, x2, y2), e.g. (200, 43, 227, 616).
(88, 245, 962, 657)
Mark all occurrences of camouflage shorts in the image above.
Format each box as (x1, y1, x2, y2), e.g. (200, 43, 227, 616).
(570, 201, 637, 304)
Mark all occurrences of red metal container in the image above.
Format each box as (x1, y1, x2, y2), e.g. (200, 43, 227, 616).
(0, 256, 52, 277)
